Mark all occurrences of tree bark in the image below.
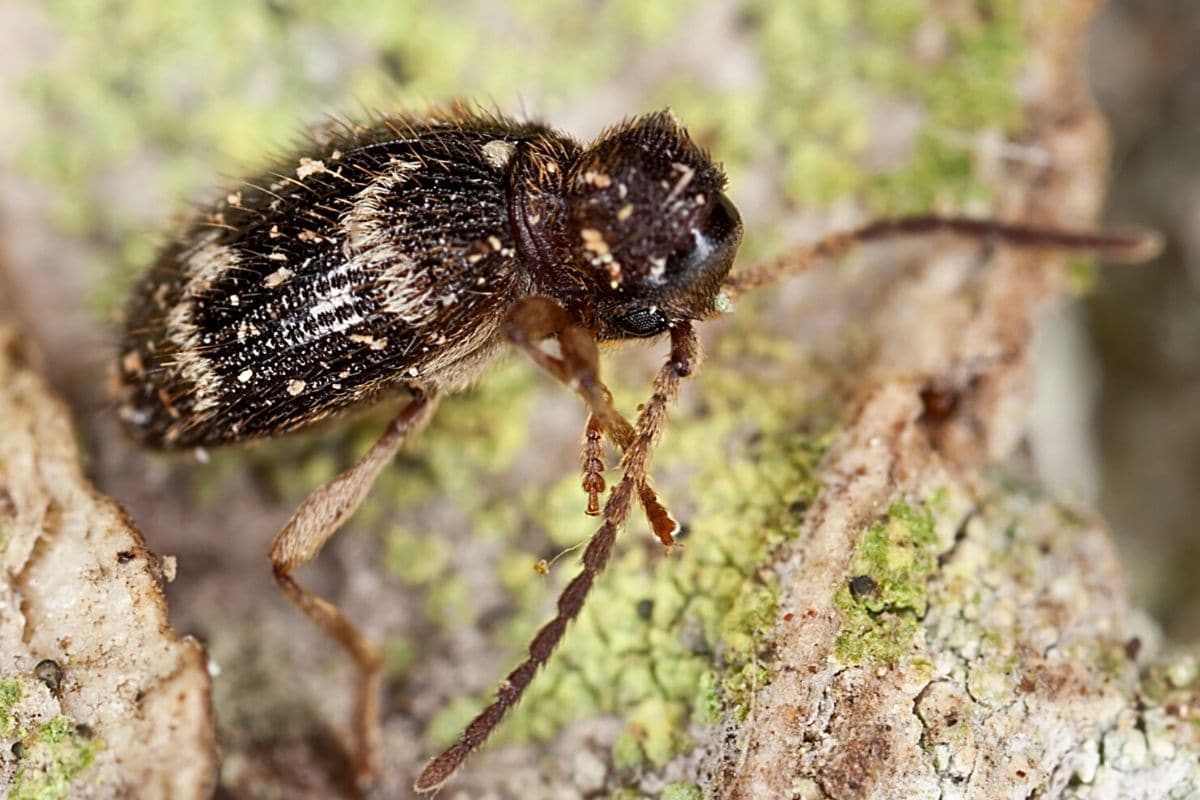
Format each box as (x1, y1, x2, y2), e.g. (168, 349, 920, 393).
(0, 327, 216, 799)
(0, 1, 1197, 799)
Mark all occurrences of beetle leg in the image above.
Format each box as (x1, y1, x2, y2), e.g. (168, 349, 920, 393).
(415, 323, 699, 793)
(581, 412, 605, 516)
(269, 391, 439, 789)
(504, 296, 633, 448)
(579, 410, 678, 545)
(506, 296, 678, 544)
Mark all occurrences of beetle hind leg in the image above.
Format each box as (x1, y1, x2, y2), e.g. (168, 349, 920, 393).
(268, 392, 439, 789)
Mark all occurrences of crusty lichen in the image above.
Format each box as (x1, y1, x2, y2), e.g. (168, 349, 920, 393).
(9, 715, 102, 800)
(833, 498, 940, 665)
(0, 680, 22, 737)
(660, 782, 704, 800)
(752, 0, 1024, 211)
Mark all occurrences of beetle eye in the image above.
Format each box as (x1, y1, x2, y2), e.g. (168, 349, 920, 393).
(613, 305, 668, 338)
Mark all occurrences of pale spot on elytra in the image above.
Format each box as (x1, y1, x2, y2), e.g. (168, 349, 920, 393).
(581, 228, 609, 256)
(482, 139, 516, 170)
(263, 266, 294, 288)
(122, 350, 144, 376)
(349, 333, 388, 350)
(296, 158, 328, 180)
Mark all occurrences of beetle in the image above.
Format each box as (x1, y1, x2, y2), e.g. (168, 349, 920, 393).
(114, 104, 1156, 792)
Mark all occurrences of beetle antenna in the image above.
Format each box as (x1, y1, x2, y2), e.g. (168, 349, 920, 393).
(721, 215, 1162, 301)
(414, 323, 699, 793)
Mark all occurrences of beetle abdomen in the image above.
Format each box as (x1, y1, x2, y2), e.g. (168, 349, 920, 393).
(117, 112, 544, 448)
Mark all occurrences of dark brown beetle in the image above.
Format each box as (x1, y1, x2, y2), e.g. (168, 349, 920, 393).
(115, 105, 1156, 792)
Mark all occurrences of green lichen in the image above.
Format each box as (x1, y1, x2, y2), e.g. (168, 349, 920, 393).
(385, 526, 452, 586)
(661, 783, 704, 800)
(618, 696, 689, 769)
(692, 669, 723, 725)
(0, 679, 22, 736)
(9, 716, 101, 800)
(417, 320, 835, 770)
(750, 0, 1024, 213)
(834, 498, 940, 664)
(382, 637, 417, 676)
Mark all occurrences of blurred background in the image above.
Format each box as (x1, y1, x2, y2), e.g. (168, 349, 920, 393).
(0, 0, 1195, 792)
(1087, 0, 1200, 641)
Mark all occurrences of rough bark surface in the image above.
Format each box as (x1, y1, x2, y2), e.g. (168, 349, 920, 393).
(0, 327, 216, 799)
(0, 1, 1198, 799)
(707, 4, 1200, 799)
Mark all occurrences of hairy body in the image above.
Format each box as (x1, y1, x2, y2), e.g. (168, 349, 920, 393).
(120, 113, 556, 445)
(117, 108, 736, 450)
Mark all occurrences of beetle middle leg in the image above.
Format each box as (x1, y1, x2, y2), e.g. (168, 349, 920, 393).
(269, 390, 439, 788)
(580, 412, 677, 545)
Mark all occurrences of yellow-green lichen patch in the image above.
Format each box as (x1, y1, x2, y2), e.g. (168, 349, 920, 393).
(0, 679, 22, 736)
(9, 716, 102, 800)
(612, 695, 689, 770)
(417, 323, 836, 770)
(385, 525, 452, 586)
(661, 782, 704, 800)
(834, 498, 940, 664)
(749, 0, 1025, 213)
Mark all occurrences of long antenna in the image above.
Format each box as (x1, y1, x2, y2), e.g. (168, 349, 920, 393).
(721, 216, 1162, 301)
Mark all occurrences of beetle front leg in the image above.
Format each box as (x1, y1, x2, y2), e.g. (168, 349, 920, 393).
(503, 295, 634, 448)
(581, 412, 606, 516)
(505, 296, 677, 545)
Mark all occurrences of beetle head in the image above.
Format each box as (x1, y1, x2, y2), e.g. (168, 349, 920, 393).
(565, 111, 742, 340)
